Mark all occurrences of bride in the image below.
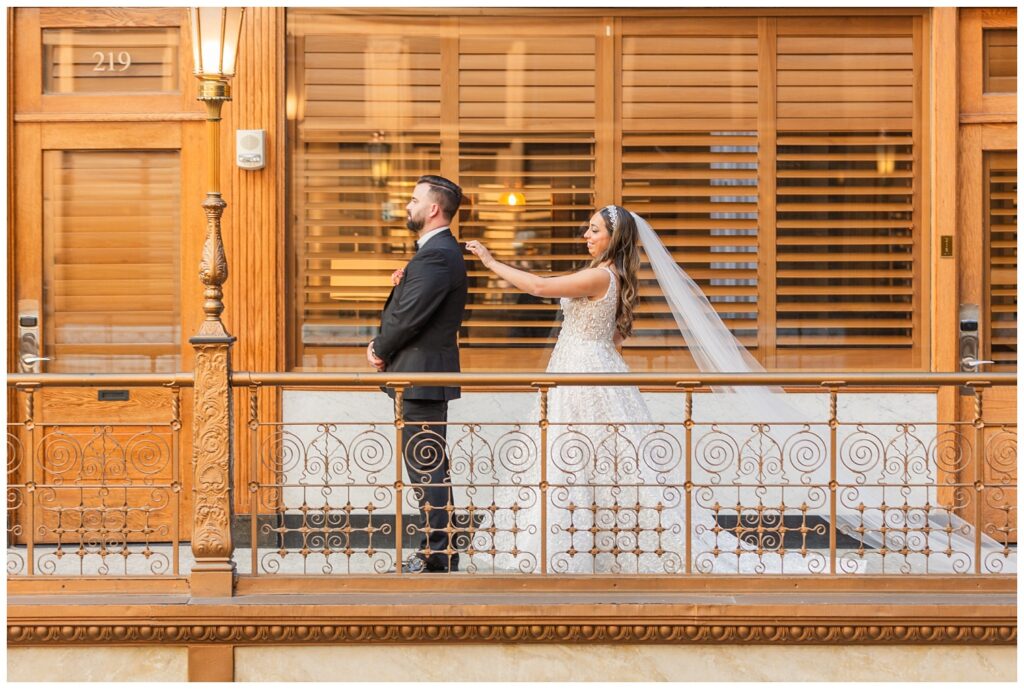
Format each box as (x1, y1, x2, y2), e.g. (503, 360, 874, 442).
(465, 205, 825, 574)
(466, 205, 1014, 576)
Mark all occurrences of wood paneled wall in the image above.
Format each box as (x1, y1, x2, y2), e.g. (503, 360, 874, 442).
(8, 9, 16, 377)
(218, 8, 286, 514)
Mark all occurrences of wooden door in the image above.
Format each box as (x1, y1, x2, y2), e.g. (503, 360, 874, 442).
(12, 122, 199, 548)
(954, 8, 1017, 547)
(10, 9, 205, 553)
(957, 125, 1017, 545)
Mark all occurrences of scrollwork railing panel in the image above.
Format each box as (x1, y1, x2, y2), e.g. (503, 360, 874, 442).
(8, 418, 183, 577)
(690, 421, 832, 574)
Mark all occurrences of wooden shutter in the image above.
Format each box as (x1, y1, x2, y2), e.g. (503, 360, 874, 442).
(457, 28, 597, 133)
(454, 20, 599, 369)
(290, 15, 442, 368)
(458, 133, 596, 354)
(621, 22, 759, 133)
(621, 132, 760, 354)
(774, 132, 916, 348)
(983, 28, 1017, 94)
(620, 20, 761, 363)
(42, 150, 181, 373)
(986, 152, 1017, 372)
(773, 18, 920, 368)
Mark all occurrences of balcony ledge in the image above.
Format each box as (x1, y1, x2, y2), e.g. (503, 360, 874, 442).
(8, 577, 1016, 646)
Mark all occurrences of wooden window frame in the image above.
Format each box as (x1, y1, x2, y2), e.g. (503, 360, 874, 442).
(960, 8, 1017, 123)
(14, 7, 200, 117)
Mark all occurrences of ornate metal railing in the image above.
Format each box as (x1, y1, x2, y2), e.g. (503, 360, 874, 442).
(232, 372, 1017, 578)
(7, 375, 193, 578)
(7, 372, 1016, 583)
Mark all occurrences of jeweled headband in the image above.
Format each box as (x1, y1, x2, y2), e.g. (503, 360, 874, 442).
(604, 204, 619, 232)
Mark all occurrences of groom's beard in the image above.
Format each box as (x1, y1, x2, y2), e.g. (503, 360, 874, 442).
(406, 214, 425, 232)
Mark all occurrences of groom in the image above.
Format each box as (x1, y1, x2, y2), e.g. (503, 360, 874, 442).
(367, 174, 467, 573)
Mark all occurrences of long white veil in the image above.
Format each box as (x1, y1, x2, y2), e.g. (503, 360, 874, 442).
(631, 211, 1015, 574)
(631, 212, 801, 422)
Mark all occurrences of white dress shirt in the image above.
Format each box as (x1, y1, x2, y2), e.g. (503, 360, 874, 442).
(416, 226, 450, 250)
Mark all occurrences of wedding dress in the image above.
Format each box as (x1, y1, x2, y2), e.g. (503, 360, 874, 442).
(476, 213, 1012, 575)
(490, 266, 828, 574)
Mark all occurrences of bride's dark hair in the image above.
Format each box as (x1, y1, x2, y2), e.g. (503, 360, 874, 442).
(591, 205, 641, 339)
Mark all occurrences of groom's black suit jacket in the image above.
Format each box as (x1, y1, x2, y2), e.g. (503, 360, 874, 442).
(373, 228, 467, 401)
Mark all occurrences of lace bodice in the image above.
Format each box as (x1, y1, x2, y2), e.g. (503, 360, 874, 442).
(558, 265, 618, 342)
(547, 266, 626, 375)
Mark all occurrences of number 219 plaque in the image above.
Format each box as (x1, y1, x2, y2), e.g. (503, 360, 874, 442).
(43, 27, 180, 95)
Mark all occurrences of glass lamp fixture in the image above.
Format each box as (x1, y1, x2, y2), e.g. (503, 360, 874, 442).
(188, 7, 245, 100)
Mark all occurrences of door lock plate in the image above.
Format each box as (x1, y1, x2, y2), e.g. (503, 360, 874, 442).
(17, 299, 42, 374)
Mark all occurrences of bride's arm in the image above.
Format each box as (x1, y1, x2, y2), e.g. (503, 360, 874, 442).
(465, 240, 609, 299)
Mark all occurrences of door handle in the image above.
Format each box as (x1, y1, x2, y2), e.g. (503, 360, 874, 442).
(20, 355, 51, 365)
(961, 356, 995, 369)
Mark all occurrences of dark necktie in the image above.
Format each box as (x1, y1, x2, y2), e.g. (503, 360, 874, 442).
(413, 240, 420, 254)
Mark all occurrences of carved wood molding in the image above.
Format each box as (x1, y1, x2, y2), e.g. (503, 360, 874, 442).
(7, 621, 1015, 646)
(191, 342, 234, 562)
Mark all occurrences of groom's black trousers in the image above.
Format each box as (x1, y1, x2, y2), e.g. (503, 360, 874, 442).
(401, 398, 455, 563)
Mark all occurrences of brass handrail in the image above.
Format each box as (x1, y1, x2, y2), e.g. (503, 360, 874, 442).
(7, 371, 1014, 388)
(227, 371, 1017, 387)
(7, 373, 195, 387)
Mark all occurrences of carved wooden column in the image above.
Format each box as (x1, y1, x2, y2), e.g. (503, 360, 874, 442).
(189, 112, 237, 598)
(189, 200, 236, 597)
(186, 8, 245, 598)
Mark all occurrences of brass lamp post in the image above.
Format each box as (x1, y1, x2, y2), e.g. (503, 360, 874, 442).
(189, 7, 244, 337)
(187, 7, 244, 598)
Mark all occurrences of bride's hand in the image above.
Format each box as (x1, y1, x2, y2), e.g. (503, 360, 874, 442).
(464, 240, 495, 268)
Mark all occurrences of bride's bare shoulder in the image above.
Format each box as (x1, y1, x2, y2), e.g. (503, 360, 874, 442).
(598, 261, 619, 279)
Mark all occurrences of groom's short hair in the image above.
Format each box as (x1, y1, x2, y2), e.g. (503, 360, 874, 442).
(418, 175, 462, 221)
